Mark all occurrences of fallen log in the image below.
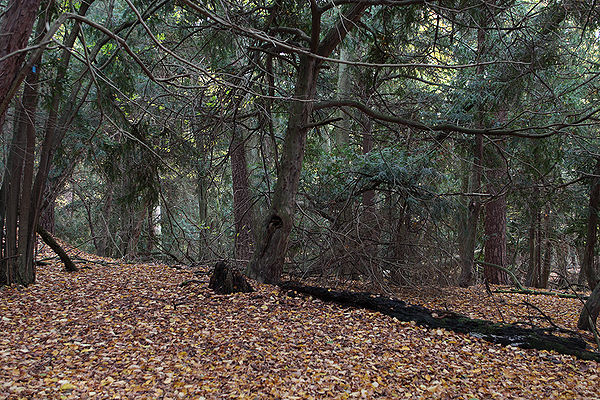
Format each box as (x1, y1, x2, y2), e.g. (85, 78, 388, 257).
(493, 288, 588, 300)
(280, 282, 600, 362)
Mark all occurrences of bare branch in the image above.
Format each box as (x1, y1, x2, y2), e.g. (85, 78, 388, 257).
(313, 100, 589, 138)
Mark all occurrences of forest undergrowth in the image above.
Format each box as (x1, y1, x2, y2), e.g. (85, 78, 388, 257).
(1, 244, 599, 399)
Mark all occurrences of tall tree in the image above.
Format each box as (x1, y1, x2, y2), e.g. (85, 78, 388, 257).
(0, 0, 43, 127)
(458, 4, 487, 287)
(580, 158, 600, 290)
(247, 2, 373, 283)
(0, 0, 44, 285)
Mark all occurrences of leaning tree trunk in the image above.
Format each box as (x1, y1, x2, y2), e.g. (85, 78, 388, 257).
(37, 225, 77, 272)
(578, 280, 600, 331)
(246, 3, 370, 283)
(246, 54, 318, 283)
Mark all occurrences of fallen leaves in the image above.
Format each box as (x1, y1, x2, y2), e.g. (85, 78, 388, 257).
(0, 246, 599, 399)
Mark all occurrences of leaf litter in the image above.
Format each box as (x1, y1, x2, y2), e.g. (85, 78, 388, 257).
(0, 245, 599, 399)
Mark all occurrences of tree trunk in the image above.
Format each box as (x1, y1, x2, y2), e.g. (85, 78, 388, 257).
(580, 158, 600, 290)
(483, 137, 508, 285)
(540, 206, 552, 288)
(332, 40, 352, 148)
(2, 0, 93, 286)
(0, 7, 44, 286)
(526, 199, 542, 287)
(231, 126, 255, 265)
(483, 187, 508, 284)
(37, 225, 77, 272)
(247, 2, 369, 283)
(39, 186, 56, 234)
(458, 134, 483, 286)
(458, 22, 486, 287)
(14, 57, 40, 285)
(247, 55, 318, 283)
(578, 280, 600, 331)
(0, 0, 42, 128)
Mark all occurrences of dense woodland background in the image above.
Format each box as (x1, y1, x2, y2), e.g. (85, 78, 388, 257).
(3, 0, 600, 326)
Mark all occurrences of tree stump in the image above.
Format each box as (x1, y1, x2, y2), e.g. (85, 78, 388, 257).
(209, 261, 253, 294)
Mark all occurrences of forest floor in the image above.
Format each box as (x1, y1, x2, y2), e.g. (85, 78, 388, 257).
(1, 245, 599, 399)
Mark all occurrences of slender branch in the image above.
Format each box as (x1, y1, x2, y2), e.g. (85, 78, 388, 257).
(269, 27, 311, 43)
(314, 99, 589, 138)
(302, 117, 343, 129)
(475, 260, 524, 290)
(177, 0, 529, 70)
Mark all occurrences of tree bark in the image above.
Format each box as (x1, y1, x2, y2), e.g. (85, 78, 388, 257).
(580, 158, 600, 290)
(0, 0, 42, 128)
(526, 198, 542, 287)
(458, 21, 486, 287)
(231, 126, 255, 265)
(37, 225, 77, 272)
(0, 5, 44, 286)
(483, 138, 509, 285)
(246, 54, 318, 283)
(578, 280, 600, 332)
(247, 3, 370, 283)
(332, 40, 353, 148)
(10, 0, 93, 285)
(39, 186, 56, 234)
(14, 55, 40, 285)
